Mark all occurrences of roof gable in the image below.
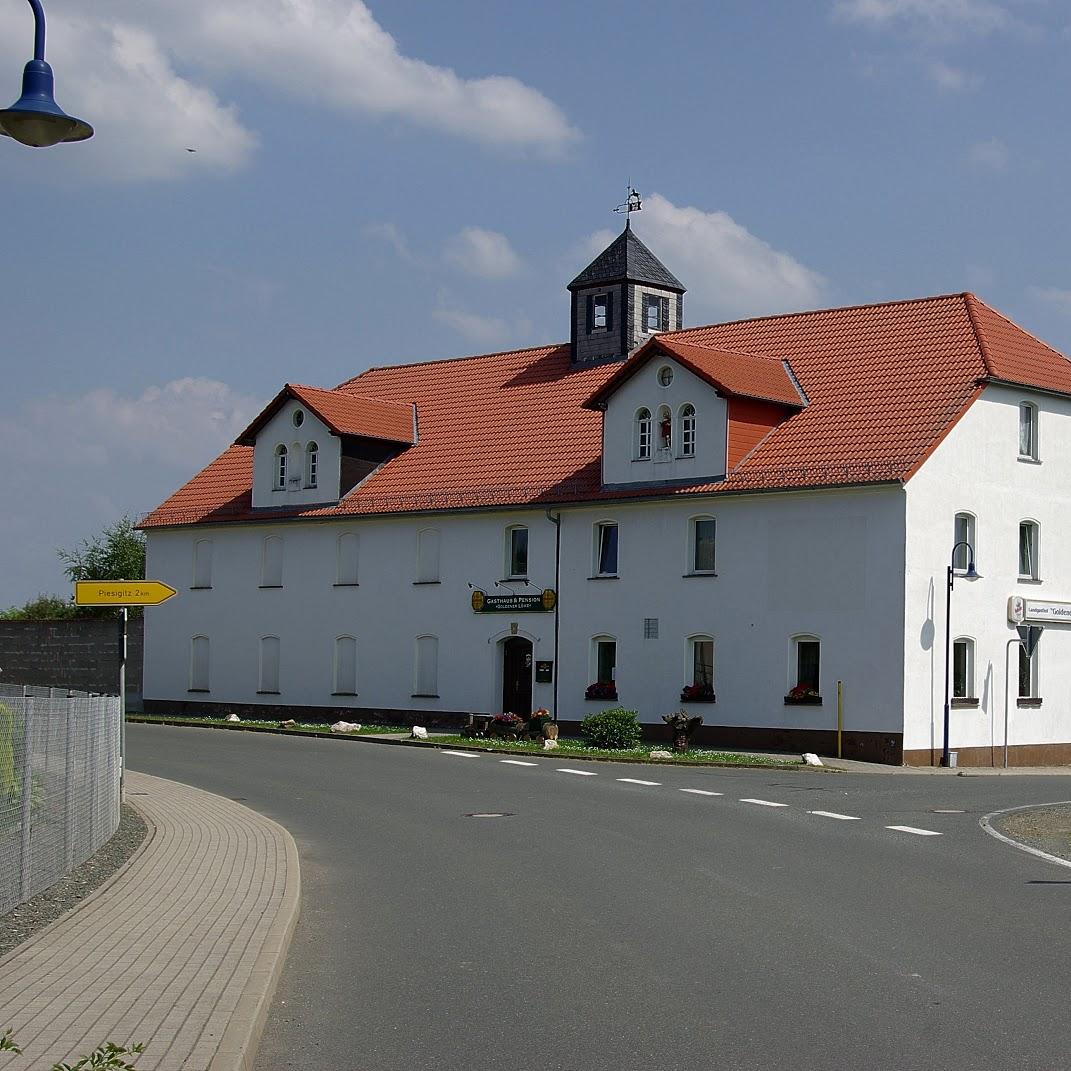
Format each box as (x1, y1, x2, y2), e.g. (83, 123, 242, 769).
(235, 383, 415, 446)
(568, 224, 685, 292)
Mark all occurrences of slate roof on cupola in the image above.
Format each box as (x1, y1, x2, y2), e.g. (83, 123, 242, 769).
(567, 223, 685, 293)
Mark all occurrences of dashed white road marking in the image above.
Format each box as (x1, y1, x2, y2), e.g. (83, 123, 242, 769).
(442, 750, 479, 758)
(886, 825, 942, 837)
(500, 759, 539, 767)
(808, 810, 861, 821)
(740, 798, 789, 808)
(557, 768, 598, 776)
(679, 789, 724, 797)
(617, 778, 661, 786)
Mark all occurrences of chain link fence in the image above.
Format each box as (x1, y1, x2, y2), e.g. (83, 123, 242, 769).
(0, 684, 121, 916)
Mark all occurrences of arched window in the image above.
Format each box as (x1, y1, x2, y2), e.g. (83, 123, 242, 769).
(416, 528, 441, 583)
(1019, 402, 1039, 460)
(686, 635, 714, 698)
(657, 404, 672, 452)
(790, 634, 821, 697)
(953, 512, 976, 572)
(189, 636, 210, 691)
(1018, 520, 1040, 580)
(635, 408, 652, 460)
(334, 636, 358, 695)
(305, 441, 319, 489)
(587, 635, 618, 700)
(261, 535, 284, 587)
(274, 445, 287, 490)
(192, 538, 212, 589)
(679, 404, 696, 457)
(259, 636, 280, 693)
(414, 635, 439, 696)
(336, 532, 359, 586)
(952, 637, 975, 700)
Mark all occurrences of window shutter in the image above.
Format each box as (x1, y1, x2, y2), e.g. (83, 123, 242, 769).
(605, 291, 614, 331)
(586, 294, 594, 334)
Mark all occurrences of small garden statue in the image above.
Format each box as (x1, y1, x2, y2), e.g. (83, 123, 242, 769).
(663, 710, 703, 753)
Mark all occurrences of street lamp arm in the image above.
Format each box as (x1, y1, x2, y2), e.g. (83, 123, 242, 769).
(25, 0, 46, 62)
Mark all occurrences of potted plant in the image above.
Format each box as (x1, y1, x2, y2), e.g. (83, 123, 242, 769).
(662, 710, 703, 752)
(784, 683, 822, 705)
(680, 683, 716, 702)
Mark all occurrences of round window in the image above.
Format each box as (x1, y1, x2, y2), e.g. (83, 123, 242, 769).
(292, 409, 305, 428)
(657, 366, 674, 387)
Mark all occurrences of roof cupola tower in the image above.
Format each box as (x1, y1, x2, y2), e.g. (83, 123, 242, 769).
(567, 199, 685, 365)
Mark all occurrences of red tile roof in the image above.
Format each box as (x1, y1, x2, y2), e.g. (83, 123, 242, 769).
(584, 336, 805, 409)
(235, 383, 415, 445)
(141, 293, 1071, 528)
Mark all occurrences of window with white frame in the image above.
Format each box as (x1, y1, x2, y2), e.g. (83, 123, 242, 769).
(414, 635, 439, 696)
(591, 293, 609, 330)
(688, 636, 714, 694)
(679, 404, 696, 457)
(792, 635, 821, 695)
(594, 521, 618, 576)
(635, 408, 652, 460)
(1018, 644, 1039, 700)
(259, 636, 281, 693)
(190, 635, 210, 691)
(953, 512, 976, 572)
(952, 637, 974, 700)
(1018, 521, 1040, 580)
(336, 532, 359, 586)
(689, 516, 716, 574)
(592, 637, 617, 684)
(334, 636, 358, 695)
(644, 294, 666, 332)
(192, 538, 212, 589)
(1019, 402, 1039, 460)
(305, 441, 319, 488)
(274, 445, 288, 490)
(261, 535, 284, 587)
(506, 526, 528, 579)
(416, 528, 441, 583)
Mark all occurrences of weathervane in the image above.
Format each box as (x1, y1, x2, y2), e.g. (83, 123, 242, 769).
(613, 184, 642, 223)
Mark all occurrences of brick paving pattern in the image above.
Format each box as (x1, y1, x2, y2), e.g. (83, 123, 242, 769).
(0, 771, 300, 1071)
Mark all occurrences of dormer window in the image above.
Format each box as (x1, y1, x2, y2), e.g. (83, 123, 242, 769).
(292, 408, 305, 428)
(645, 295, 667, 333)
(634, 408, 652, 460)
(274, 444, 287, 490)
(305, 442, 319, 489)
(679, 404, 696, 457)
(589, 293, 612, 332)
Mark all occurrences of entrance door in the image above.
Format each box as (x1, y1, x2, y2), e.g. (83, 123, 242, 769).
(501, 637, 533, 717)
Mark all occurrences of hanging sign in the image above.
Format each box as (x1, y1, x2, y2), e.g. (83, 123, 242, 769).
(471, 588, 556, 613)
(1008, 596, 1071, 624)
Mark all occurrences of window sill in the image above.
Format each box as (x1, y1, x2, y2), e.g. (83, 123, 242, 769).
(784, 696, 822, 706)
(189, 586, 212, 591)
(412, 580, 441, 586)
(501, 577, 529, 584)
(951, 698, 979, 708)
(258, 584, 283, 589)
(411, 693, 440, 699)
(256, 690, 281, 695)
(1017, 455, 1042, 465)
(1017, 697, 1043, 708)
(682, 572, 717, 579)
(331, 692, 358, 697)
(584, 695, 619, 702)
(187, 689, 210, 694)
(333, 582, 359, 588)
(588, 574, 619, 581)
(680, 694, 716, 703)
(1017, 577, 1043, 584)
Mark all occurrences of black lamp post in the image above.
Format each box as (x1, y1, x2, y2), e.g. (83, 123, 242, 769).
(0, 0, 92, 147)
(942, 541, 980, 767)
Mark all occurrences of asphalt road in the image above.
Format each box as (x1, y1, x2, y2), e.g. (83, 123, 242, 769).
(128, 725, 1071, 1071)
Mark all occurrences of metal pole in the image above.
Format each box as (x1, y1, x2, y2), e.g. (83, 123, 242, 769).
(19, 696, 34, 903)
(26, 0, 46, 62)
(118, 607, 127, 808)
(1004, 638, 1017, 770)
(836, 680, 843, 759)
(942, 565, 953, 767)
(64, 696, 75, 870)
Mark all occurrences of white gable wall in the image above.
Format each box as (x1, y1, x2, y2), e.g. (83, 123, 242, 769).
(601, 358, 727, 486)
(903, 384, 1071, 759)
(251, 401, 341, 508)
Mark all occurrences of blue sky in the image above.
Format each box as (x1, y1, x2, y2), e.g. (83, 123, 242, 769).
(2, 0, 1070, 606)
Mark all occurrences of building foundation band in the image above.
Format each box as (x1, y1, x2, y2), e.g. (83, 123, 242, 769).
(141, 214, 1071, 767)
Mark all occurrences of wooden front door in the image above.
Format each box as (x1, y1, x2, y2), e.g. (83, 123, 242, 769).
(501, 638, 533, 717)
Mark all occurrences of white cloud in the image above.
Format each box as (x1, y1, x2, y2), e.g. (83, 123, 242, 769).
(364, 222, 426, 266)
(444, 228, 523, 279)
(0, 1, 578, 181)
(929, 60, 981, 91)
(833, 0, 1011, 33)
(0, 378, 261, 605)
(968, 136, 1009, 170)
(433, 303, 515, 349)
(1028, 286, 1071, 313)
(605, 194, 827, 322)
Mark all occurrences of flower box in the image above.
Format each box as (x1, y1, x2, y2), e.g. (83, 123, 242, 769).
(585, 682, 618, 701)
(680, 685, 716, 703)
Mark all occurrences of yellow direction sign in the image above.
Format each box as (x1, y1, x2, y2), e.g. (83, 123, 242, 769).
(74, 580, 177, 607)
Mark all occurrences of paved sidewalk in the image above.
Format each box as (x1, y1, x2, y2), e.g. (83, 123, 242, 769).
(0, 771, 300, 1071)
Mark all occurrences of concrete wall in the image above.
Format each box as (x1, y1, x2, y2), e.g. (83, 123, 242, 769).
(903, 384, 1071, 764)
(0, 616, 143, 697)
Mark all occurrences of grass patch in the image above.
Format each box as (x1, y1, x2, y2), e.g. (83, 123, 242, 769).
(427, 735, 800, 767)
(128, 714, 405, 735)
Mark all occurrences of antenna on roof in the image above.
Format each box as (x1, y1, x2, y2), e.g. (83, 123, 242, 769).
(613, 183, 642, 228)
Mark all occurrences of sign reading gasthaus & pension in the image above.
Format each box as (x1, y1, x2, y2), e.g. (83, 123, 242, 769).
(1008, 596, 1071, 624)
(471, 589, 556, 613)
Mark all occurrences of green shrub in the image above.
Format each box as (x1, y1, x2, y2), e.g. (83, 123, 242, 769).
(580, 707, 642, 750)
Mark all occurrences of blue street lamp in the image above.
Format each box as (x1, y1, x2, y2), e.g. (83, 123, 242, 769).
(942, 540, 980, 767)
(0, 0, 92, 147)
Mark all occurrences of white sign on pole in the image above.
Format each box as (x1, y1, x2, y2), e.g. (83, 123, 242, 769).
(1007, 596, 1071, 624)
